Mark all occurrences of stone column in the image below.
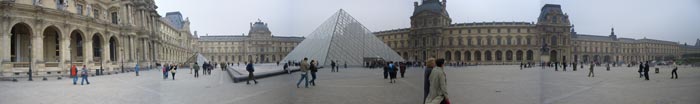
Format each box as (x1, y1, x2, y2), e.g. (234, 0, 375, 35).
(31, 32, 45, 73)
(83, 39, 93, 68)
(1, 31, 10, 62)
(102, 40, 110, 68)
(60, 33, 71, 72)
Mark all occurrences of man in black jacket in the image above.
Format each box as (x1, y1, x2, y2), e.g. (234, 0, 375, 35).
(638, 62, 644, 78)
(644, 61, 650, 80)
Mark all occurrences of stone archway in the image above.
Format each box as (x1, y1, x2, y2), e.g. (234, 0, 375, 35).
(10, 23, 33, 62)
(526, 50, 534, 61)
(92, 33, 104, 62)
(495, 50, 503, 61)
(550, 50, 558, 62)
(485, 50, 492, 61)
(42, 26, 61, 63)
(506, 50, 513, 61)
(109, 36, 119, 62)
(454, 51, 461, 62)
(464, 51, 471, 61)
(444, 51, 452, 61)
(474, 51, 481, 61)
(70, 30, 85, 63)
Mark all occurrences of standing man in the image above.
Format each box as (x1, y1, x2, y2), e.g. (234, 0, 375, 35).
(423, 58, 437, 103)
(331, 60, 337, 72)
(193, 62, 200, 78)
(135, 63, 140, 76)
(644, 61, 650, 80)
(426, 59, 449, 104)
(284, 63, 290, 74)
(572, 62, 577, 71)
(671, 62, 678, 79)
(563, 61, 567, 71)
(171, 65, 177, 80)
(80, 65, 90, 85)
(297, 58, 309, 88)
(588, 62, 595, 77)
(520, 62, 523, 70)
(400, 62, 407, 78)
(638, 62, 644, 78)
(246, 62, 258, 84)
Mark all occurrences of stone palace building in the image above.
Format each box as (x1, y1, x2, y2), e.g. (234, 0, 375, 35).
(197, 20, 303, 64)
(0, 0, 197, 77)
(375, 0, 693, 65)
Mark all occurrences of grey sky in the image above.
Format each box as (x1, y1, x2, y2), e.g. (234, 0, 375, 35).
(156, 0, 700, 44)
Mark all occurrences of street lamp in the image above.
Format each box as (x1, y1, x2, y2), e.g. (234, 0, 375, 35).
(121, 49, 124, 73)
(28, 45, 33, 81)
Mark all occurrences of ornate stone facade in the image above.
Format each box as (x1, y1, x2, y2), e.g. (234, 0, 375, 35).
(375, 0, 688, 65)
(0, 0, 197, 77)
(197, 20, 303, 64)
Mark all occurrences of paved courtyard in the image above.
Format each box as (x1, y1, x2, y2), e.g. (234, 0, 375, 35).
(0, 65, 698, 104)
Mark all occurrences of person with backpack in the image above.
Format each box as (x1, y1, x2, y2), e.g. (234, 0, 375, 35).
(80, 65, 90, 85)
(70, 65, 78, 85)
(171, 64, 177, 80)
(388, 62, 397, 83)
(309, 60, 318, 86)
(246, 62, 258, 84)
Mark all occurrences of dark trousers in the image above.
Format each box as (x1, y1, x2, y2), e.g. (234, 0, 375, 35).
(310, 72, 317, 85)
(171, 73, 176, 80)
(639, 72, 643, 78)
(194, 70, 199, 78)
(383, 70, 388, 79)
(247, 72, 257, 84)
(588, 70, 594, 77)
(644, 71, 650, 80)
(400, 71, 405, 78)
(80, 75, 90, 85)
(671, 69, 678, 79)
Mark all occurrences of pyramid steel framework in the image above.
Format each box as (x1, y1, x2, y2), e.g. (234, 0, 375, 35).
(281, 9, 405, 66)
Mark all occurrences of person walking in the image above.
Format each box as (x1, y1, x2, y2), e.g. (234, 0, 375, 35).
(163, 64, 169, 79)
(309, 60, 318, 86)
(284, 63, 290, 74)
(246, 62, 258, 84)
(588, 62, 595, 77)
(193, 62, 200, 78)
(425, 59, 449, 104)
(383, 63, 389, 79)
(671, 62, 678, 79)
(638, 62, 644, 78)
(71, 65, 78, 85)
(388, 62, 397, 83)
(520, 62, 523, 70)
(644, 61, 650, 80)
(297, 58, 310, 88)
(80, 65, 90, 85)
(400, 62, 407, 78)
(171, 65, 177, 80)
(573, 62, 577, 71)
(423, 58, 436, 103)
(606, 64, 610, 71)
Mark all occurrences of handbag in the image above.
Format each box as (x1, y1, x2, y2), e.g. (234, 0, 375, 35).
(441, 96, 451, 104)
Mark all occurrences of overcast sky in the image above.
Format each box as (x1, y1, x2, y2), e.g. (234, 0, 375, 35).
(156, 0, 700, 44)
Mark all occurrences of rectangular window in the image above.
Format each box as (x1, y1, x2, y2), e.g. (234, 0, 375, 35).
(76, 4, 84, 15)
(111, 12, 118, 24)
(93, 9, 100, 18)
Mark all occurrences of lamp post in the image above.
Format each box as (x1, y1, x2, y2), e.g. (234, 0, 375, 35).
(121, 49, 124, 73)
(28, 45, 33, 81)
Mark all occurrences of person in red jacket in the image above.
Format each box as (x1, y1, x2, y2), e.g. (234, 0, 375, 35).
(71, 65, 78, 85)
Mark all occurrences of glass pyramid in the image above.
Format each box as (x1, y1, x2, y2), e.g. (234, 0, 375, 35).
(282, 9, 405, 66)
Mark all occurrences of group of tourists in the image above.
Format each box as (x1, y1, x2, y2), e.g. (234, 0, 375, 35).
(162, 64, 179, 80)
(382, 62, 408, 83)
(70, 65, 90, 85)
(296, 58, 320, 88)
(519, 60, 683, 80)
